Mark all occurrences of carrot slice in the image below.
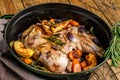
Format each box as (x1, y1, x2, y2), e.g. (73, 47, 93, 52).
(68, 50, 82, 60)
(83, 66, 89, 71)
(80, 61, 87, 68)
(21, 58, 33, 65)
(70, 20, 80, 26)
(72, 59, 81, 72)
(76, 50, 82, 57)
(68, 51, 74, 60)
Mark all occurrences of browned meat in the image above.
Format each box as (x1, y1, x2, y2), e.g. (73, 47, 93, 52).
(67, 27, 103, 57)
(22, 25, 47, 49)
(39, 49, 69, 73)
(77, 34, 103, 57)
(20, 19, 103, 73)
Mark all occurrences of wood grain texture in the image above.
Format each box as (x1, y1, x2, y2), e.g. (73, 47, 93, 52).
(93, 0, 120, 26)
(90, 62, 118, 80)
(21, 0, 69, 8)
(0, 0, 24, 16)
(0, 0, 17, 15)
(21, 0, 37, 8)
(47, 0, 69, 3)
(107, 59, 120, 80)
(11, 0, 24, 12)
(69, 0, 111, 26)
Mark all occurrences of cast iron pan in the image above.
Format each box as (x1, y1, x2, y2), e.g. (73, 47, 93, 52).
(4, 3, 111, 80)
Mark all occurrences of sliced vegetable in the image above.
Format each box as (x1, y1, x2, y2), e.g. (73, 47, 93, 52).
(80, 61, 87, 68)
(21, 58, 33, 64)
(51, 20, 71, 33)
(67, 32, 77, 42)
(49, 18, 56, 26)
(82, 66, 89, 71)
(70, 20, 80, 27)
(41, 20, 52, 35)
(41, 25, 52, 35)
(80, 61, 89, 71)
(86, 53, 97, 68)
(72, 59, 81, 72)
(68, 50, 82, 60)
(14, 41, 34, 58)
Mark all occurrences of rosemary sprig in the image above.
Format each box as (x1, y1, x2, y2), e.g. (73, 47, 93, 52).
(44, 35, 65, 46)
(32, 65, 50, 72)
(104, 23, 120, 67)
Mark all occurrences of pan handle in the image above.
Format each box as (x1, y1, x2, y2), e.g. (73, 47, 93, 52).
(0, 14, 14, 19)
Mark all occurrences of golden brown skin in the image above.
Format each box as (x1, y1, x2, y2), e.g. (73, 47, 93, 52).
(22, 25, 47, 48)
(39, 49, 69, 73)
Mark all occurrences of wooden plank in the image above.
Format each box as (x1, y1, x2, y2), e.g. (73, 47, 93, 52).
(90, 62, 118, 80)
(69, 0, 111, 26)
(0, 0, 5, 16)
(47, 0, 69, 3)
(107, 60, 120, 80)
(93, 0, 120, 25)
(21, 0, 36, 8)
(0, 0, 24, 16)
(22, 0, 69, 8)
(0, 0, 17, 15)
(11, 0, 24, 13)
(0, 0, 10, 15)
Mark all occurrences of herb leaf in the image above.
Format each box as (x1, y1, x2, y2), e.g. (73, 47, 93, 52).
(104, 23, 120, 67)
(32, 65, 50, 72)
(44, 36, 65, 46)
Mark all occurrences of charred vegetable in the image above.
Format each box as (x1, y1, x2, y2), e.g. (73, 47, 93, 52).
(68, 49, 82, 60)
(72, 59, 81, 72)
(14, 41, 34, 58)
(21, 57, 33, 64)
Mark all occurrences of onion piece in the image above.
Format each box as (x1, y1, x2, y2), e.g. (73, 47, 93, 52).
(78, 25, 86, 33)
(67, 32, 77, 43)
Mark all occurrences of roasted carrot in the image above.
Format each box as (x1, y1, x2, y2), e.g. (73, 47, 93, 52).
(72, 59, 81, 72)
(70, 20, 80, 26)
(82, 66, 89, 71)
(49, 19, 55, 24)
(76, 50, 82, 57)
(21, 58, 33, 65)
(68, 51, 74, 60)
(51, 20, 71, 33)
(80, 61, 87, 68)
(68, 50, 82, 60)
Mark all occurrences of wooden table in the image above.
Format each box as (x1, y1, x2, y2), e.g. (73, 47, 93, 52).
(0, 0, 120, 80)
